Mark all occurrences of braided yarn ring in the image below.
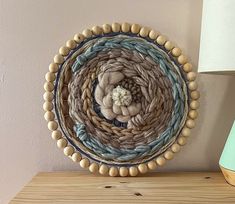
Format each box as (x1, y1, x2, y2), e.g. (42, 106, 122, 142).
(43, 23, 200, 176)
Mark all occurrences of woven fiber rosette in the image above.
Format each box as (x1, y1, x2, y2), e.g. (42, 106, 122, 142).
(43, 23, 200, 177)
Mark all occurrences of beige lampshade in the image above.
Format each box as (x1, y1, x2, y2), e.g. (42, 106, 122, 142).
(198, 0, 235, 73)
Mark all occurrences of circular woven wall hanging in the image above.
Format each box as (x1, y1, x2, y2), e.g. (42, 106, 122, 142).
(43, 23, 200, 177)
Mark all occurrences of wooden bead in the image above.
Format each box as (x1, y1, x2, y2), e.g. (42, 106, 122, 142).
(181, 127, 191, 137)
(138, 164, 148, 174)
(183, 63, 193, 72)
(59, 46, 70, 56)
(129, 166, 138, 177)
(45, 72, 56, 82)
(189, 110, 198, 119)
(57, 138, 68, 148)
(164, 150, 174, 160)
(66, 40, 76, 49)
(187, 72, 197, 81)
(131, 24, 141, 34)
(80, 158, 90, 168)
(49, 63, 59, 73)
(92, 26, 102, 35)
(89, 163, 99, 173)
(54, 54, 64, 64)
(149, 30, 159, 40)
(188, 81, 198, 91)
(51, 130, 62, 140)
(43, 92, 53, 101)
(190, 91, 200, 100)
(64, 146, 74, 156)
(178, 55, 188, 64)
(82, 29, 92, 38)
(190, 100, 200, 109)
(102, 24, 112, 33)
(43, 102, 53, 111)
(156, 35, 167, 45)
(121, 22, 131, 33)
(119, 167, 128, 177)
(99, 164, 109, 175)
(172, 47, 182, 57)
(178, 136, 187, 146)
(111, 22, 121, 32)
(171, 143, 181, 153)
(44, 111, 55, 121)
(44, 82, 54, 92)
(71, 152, 82, 162)
(139, 27, 150, 37)
(156, 156, 166, 166)
(164, 41, 174, 51)
(74, 33, 85, 43)
(147, 161, 157, 170)
(186, 119, 195, 129)
(47, 121, 58, 131)
(108, 167, 118, 177)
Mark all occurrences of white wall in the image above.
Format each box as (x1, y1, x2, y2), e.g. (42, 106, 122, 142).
(1, 0, 235, 203)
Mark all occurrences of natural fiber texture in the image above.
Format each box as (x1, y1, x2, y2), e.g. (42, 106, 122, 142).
(54, 34, 188, 165)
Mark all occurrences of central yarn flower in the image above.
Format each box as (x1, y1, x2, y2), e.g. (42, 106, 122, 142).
(112, 86, 132, 106)
(94, 70, 141, 123)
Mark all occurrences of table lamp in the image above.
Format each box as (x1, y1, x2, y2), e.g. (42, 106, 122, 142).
(198, 0, 235, 186)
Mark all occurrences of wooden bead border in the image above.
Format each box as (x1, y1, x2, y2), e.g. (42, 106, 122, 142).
(43, 22, 200, 177)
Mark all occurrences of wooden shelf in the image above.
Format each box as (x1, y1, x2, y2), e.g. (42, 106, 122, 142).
(10, 172, 235, 204)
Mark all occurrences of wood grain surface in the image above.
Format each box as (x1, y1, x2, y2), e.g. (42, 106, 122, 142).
(10, 172, 235, 204)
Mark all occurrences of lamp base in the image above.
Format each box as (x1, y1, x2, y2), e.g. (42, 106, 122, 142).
(220, 165, 235, 186)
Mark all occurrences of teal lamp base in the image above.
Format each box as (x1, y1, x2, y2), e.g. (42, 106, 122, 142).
(219, 121, 235, 186)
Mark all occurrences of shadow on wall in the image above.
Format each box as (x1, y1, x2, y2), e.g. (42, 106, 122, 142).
(199, 74, 235, 170)
(185, 0, 203, 64)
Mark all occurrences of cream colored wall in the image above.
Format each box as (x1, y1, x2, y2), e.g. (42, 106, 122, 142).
(1, 0, 235, 203)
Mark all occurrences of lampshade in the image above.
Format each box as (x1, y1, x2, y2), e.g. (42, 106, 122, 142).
(198, 0, 235, 73)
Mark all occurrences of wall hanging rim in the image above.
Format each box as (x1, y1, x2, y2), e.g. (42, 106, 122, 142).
(43, 22, 200, 177)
